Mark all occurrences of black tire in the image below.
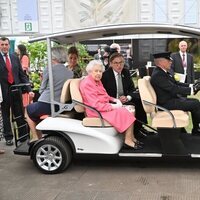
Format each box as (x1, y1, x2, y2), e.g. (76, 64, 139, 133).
(32, 136, 72, 174)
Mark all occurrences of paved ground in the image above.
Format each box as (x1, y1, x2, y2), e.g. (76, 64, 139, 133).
(1, 139, 200, 200)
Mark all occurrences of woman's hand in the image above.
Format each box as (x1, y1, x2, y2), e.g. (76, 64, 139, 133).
(111, 103, 122, 109)
(111, 98, 122, 109)
(113, 98, 123, 106)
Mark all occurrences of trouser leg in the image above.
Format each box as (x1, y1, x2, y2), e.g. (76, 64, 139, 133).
(1, 100, 13, 140)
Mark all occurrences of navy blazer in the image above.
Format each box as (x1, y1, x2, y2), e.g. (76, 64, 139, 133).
(0, 53, 30, 99)
(170, 52, 194, 84)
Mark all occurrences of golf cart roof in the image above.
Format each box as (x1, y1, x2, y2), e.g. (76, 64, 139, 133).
(29, 23, 200, 44)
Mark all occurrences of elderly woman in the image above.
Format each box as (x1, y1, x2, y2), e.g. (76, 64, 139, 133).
(25, 47, 73, 143)
(79, 60, 143, 150)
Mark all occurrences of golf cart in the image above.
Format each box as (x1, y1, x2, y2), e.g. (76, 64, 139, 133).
(13, 23, 200, 174)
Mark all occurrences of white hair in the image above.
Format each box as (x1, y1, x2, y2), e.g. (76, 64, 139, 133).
(110, 43, 121, 53)
(86, 60, 105, 74)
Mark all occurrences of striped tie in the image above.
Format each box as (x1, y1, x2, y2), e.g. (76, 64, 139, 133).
(117, 73, 124, 97)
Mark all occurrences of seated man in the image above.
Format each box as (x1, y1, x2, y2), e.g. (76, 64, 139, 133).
(150, 52, 200, 135)
(101, 52, 148, 137)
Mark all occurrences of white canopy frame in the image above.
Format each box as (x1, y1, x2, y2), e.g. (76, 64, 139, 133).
(29, 23, 200, 117)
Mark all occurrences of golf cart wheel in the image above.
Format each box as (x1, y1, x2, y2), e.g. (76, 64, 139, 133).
(32, 136, 72, 174)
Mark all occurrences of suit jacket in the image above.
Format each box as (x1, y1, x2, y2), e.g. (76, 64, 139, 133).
(38, 64, 73, 103)
(101, 67, 137, 99)
(151, 67, 191, 107)
(170, 52, 194, 83)
(0, 53, 30, 100)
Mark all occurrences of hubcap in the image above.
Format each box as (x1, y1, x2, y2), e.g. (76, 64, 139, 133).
(36, 144, 62, 171)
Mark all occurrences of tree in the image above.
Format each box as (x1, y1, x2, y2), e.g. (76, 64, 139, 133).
(23, 41, 48, 72)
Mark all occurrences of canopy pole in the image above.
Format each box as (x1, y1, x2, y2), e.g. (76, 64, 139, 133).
(46, 37, 55, 116)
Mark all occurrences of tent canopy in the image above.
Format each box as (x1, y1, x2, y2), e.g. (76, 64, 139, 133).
(29, 23, 200, 44)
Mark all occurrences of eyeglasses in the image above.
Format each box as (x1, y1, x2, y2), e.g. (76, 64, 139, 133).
(112, 61, 124, 65)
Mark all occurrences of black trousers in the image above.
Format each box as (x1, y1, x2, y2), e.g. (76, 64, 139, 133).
(1, 84, 28, 141)
(124, 97, 147, 134)
(1, 85, 13, 140)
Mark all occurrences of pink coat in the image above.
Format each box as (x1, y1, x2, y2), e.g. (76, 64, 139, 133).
(79, 75, 135, 133)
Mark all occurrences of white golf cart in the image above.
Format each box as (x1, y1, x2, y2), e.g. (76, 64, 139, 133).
(13, 23, 200, 174)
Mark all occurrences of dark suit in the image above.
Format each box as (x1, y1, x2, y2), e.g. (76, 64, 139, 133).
(171, 52, 194, 83)
(101, 67, 147, 134)
(151, 67, 200, 133)
(0, 53, 30, 140)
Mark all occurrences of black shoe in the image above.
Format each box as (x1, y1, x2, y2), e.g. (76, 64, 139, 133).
(135, 140, 144, 145)
(192, 128, 200, 136)
(123, 143, 143, 150)
(6, 140, 13, 146)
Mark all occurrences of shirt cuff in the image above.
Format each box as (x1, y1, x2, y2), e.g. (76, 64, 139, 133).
(189, 84, 194, 95)
(127, 95, 132, 101)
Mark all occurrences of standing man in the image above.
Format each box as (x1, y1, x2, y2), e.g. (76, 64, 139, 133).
(171, 40, 194, 84)
(151, 52, 200, 135)
(101, 52, 148, 136)
(0, 37, 33, 145)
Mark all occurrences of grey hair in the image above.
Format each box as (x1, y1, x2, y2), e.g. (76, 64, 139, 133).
(51, 46, 67, 64)
(154, 57, 165, 65)
(86, 60, 105, 74)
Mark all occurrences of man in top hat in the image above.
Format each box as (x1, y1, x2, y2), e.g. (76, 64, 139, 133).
(150, 52, 200, 135)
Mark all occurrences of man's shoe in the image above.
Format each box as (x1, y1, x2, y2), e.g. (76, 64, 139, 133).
(192, 128, 200, 136)
(6, 140, 13, 146)
(192, 132, 200, 136)
(0, 149, 5, 154)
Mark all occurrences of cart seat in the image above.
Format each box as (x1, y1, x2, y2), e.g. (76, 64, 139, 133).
(70, 78, 112, 127)
(39, 79, 74, 120)
(58, 79, 75, 118)
(138, 76, 189, 128)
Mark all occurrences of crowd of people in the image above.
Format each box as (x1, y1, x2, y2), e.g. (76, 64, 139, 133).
(0, 37, 200, 154)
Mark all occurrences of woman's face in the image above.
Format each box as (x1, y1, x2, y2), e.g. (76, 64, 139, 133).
(68, 53, 78, 68)
(91, 64, 103, 82)
(16, 48, 20, 55)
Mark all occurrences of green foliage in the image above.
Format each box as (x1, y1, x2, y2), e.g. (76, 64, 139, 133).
(29, 72, 42, 91)
(23, 41, 48, 71)
(20, 41, 47, 91)
(194, 57, 200, 72)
